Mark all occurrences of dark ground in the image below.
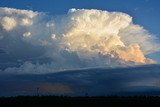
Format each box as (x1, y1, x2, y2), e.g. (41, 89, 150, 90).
(0, 96, 160, 106)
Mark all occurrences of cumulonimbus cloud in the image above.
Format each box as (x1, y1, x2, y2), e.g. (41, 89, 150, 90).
(0, 7, 159, 74)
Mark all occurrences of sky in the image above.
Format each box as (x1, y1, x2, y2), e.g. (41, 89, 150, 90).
(0, 0, 160, 74)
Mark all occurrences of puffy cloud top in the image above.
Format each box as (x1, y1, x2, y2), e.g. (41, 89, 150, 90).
(0, 7, 38, 18)
(0, 16, 16, 31)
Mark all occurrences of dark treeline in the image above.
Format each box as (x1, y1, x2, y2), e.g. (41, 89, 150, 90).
(0, 96, 160, 106)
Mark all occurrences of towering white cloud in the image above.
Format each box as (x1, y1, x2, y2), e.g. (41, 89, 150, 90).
(0, 7, 159, 74)
(61, 9, 159, 64)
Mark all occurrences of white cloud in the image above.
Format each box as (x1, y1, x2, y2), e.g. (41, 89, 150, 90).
(0, 16, 16, 31)
(51, 33, 57, 40)
(0, 7, 159, 74)
(23, 32, 31, 38)
(61, 9, 159, 64)
(0, 7, 38, 18)
(21, 18, 33, 26)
